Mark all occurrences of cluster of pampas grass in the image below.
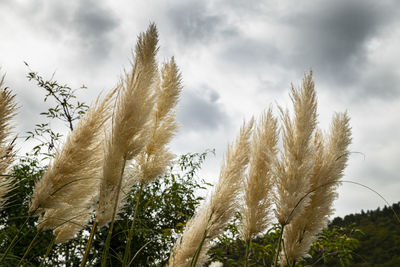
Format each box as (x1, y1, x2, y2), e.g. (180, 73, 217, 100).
(282, 112, 351, 266)
(96, 24, 158, 227)
(28, 23, 182, 250)
(28, 87, 117, 242)
(240, 108, 278, 244)
(274, 73, 318, 227)
(0, 75, 17, 209)
(130, 57, 181, 186)
(274, 72, 351, 266)
(169, 120, 254, 266)
(119, 56, 182, 266)
(118, 57, 181, 215)
(169, 70, 351, 267)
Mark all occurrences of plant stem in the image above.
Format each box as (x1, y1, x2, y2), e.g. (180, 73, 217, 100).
(65, 242, 70, 267)
(39, 236, 55, 267)
(244, 239, 251, 267)
(101, 158, 127, 267)
(273, 224, 285, 267)
(122, 183, 144, 266)
(101, 211, 115, 266)
(0, 216, 30, 265)
(80, 220, 98, 267)
(190, 228, 208, 267)
(127, 239, 152, 267)
(188, 211, 214, 267)
(17, 230, 40, 266)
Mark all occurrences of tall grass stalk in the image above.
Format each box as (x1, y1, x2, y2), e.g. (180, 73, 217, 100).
(273, 225, 284, 267)
(29, 89, 116, 214)
(96, 23, 158, 228)
(282, 112, 351, 265)
(169, 121, 253, 266)
(80, 220, 97, 267)
(274, 71, 317, 227)
(38, 236, 55, 267)
(17, 230, 40, 266)
(244, 239, 251, 267)
(101, 158, 127, 267)
(0, 75, 17, 199)
(93, 24, 159, 266)
(128, 240, 152, 267)
(241, 108, 278, 266)
(189, 227, 208, 267)
(121, 55, 181, 265)
(0, 215, 30, 265)
(122, 183, 144, 266)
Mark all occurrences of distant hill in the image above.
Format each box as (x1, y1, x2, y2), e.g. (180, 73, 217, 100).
(329, 202, 400, 266)
(208, 203, 400, 266)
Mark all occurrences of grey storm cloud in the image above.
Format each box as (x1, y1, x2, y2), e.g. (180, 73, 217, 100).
(282, 1, 395, 84)
(214, 0, 400, 99)
(361, 68, 400, 99)
(165, 1, 237, 45)
(5, 0, 120, 63)
(70, 0, 119, 59)
(177, 85, 230, 131)
(217, 37, 280, 73)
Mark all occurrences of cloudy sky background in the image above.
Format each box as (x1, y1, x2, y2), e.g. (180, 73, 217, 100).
(1, 0, 399, 218)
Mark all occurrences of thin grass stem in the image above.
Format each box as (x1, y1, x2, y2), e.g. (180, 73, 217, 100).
(0, 215, 30, 265)
(127, 240, 152, 267)
(101, 158, 127, 267)
(17, 230, 40, 266)
(122, 183, 144, 266)
(39, 236, 55, 267)
(244, 239, 251, 267)
(273, 225, 284, 267)
(189, 228, 208, 267)
(80, 220, 98, 267)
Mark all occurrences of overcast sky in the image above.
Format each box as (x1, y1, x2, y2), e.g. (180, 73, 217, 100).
(1, 0, 399, 218)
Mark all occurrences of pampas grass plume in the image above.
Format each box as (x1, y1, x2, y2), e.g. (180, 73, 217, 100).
(241, 108, 278, 243)
(96, 23, 158, 227)
(274, 70, 317, 226)
(282, 112, 351, 265)
(0, 75, 17, 209)
(170, 119, 254, 266)
(29, 87, 117, 216)
(119, 57, 182, 209)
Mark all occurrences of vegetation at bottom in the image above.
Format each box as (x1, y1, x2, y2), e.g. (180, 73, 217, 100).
(2, 152, 399, 266)
(208, 215, 361, 266)
(329, 202, 400, 266)
(208, 203, 400, 266)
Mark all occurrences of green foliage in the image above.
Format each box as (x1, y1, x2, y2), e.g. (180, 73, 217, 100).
(208, 202, 400, 267)
(0, 157, 49, 266)
(330, 203, 400, 266)
(24, 63, 88, 158)
(300, 225, 362, 266)
(208, 217, 362, 267)
(208, 214, 280, 266)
